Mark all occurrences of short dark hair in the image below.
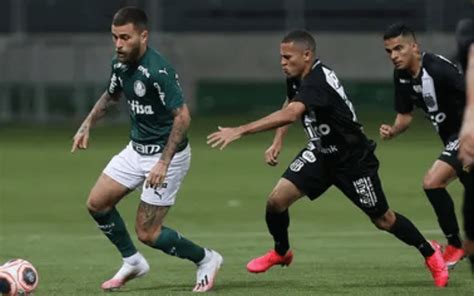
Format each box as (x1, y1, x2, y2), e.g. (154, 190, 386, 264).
(112, 7, 148, 31)
(383, 23, 416, 41)
(282, 30, 316, 54)
(456, 18, 474, 45)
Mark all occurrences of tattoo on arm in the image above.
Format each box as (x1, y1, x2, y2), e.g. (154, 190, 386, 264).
(160, 105, 190, 164)
(81, 91, 120, 129)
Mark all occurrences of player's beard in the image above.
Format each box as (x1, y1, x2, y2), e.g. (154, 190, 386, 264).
(118, 44, 142, 64)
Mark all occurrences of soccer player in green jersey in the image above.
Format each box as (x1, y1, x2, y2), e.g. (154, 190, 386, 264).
(71, 7, 222, 292)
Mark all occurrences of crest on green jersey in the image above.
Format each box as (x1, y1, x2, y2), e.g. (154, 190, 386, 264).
(134, 80, 147, 97)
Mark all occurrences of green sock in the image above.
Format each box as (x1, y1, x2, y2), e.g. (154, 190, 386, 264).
(153, 226, 205, 263)
(90, 208, 137, 258)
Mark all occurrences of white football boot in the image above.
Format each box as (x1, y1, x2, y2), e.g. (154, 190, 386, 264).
(192, 249, 223, 292)
(101, 252, 150, 291)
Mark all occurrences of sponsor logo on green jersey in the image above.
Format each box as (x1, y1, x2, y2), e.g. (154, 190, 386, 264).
(128, 100, 154, 115)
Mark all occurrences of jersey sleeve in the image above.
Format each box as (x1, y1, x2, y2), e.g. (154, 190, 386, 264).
(431, 55, 464, 93)
(291, 73, 330, 109)
(152, 67, 185, 111)
(106, 60, 123, 96)
(393, 71, 413, 114)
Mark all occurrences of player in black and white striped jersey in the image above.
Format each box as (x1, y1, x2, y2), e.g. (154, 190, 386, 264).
(207, 30, 448, 287)
(380, 23, 468, 269)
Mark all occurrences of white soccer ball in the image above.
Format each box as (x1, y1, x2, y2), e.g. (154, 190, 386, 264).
(0, 259, 39, 296)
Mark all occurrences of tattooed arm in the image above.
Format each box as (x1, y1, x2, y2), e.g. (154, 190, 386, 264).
(145, 104, 191, 188)
(71, 91, 120, 152)
(161, 104, 191, 165)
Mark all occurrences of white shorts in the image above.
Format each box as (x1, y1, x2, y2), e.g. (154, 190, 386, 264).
(103, 142, 191, 206)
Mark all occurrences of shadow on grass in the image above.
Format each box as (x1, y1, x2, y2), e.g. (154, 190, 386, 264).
(116, 280, 300, 293)
(111, 278, 435, 295)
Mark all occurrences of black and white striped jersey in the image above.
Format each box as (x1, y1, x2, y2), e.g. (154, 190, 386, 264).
(393, 52, 465, 145)
(286, 60, 370, 158)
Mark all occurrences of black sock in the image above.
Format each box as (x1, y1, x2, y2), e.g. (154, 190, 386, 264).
(266, 209, 290, 256)
(424, 188, 462, 248)
(389, 212, 434, 258)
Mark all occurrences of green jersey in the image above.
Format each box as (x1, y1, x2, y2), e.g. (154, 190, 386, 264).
(106, 47, 188, 152)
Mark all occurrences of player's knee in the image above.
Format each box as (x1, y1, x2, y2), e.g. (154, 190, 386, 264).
(136, 228, 160, 246)
(266, 196, 286, 213)
(86, 188, 120, 212)
(136, 225, 161, 246)
(136, 232, 154, 246)
(372, 218, 389, 231)
(86, 197, 106, 213)
(266, 187, 292, 213)
(423, 172, 446, 189)
(371, 210, 395, 231)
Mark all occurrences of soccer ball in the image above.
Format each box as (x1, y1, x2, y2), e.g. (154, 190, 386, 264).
(0, 259, 39, 296)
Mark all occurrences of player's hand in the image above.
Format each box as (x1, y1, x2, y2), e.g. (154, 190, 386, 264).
(379, 124, 394, 140)
(265, 142, 282, 166)
(458, 116, 474, 167)
(71, 125, 90, 153)
(207, 126, 244, 150)
(146, 160, 169, 189)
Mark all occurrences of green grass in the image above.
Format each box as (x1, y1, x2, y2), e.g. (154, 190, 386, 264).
(0, 114, 473, 295)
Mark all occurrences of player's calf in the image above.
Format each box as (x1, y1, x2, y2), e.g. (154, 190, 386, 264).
(371, 209, 396, 230)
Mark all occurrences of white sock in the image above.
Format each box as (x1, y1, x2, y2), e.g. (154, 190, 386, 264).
(123, 252, 143, 266)
(198, 249, 212, 265)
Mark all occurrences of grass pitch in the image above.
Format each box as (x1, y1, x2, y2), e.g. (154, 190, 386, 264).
(0, 114, 472, 295)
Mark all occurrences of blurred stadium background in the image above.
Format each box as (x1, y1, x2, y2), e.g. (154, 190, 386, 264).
(0, 0, 473, 122)
(1, 1, 474, 295)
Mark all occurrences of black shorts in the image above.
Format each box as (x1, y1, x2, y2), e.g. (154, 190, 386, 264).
(438, 136, 465, 175)
(282, 146, 389, 218)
